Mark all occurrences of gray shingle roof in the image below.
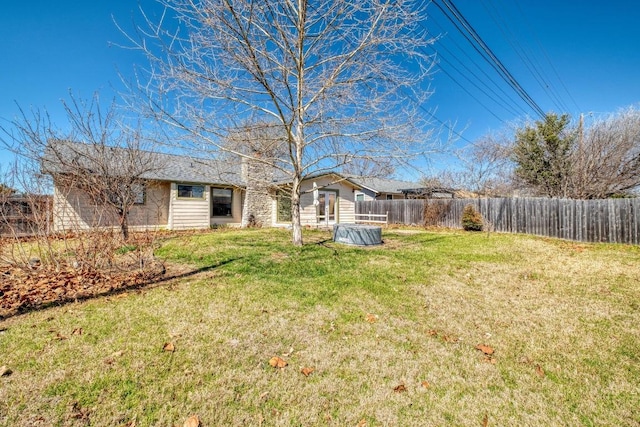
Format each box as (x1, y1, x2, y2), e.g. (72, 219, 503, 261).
(42, 141, 246, 186)
(141, 152, 245, 185)
(43, 141, 419, 194)
(345, 175, 419, 194)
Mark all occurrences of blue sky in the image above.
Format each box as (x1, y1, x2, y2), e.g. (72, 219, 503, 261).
(1, 0, 639, 177)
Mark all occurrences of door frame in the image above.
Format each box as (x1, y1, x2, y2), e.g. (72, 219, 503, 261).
(316, 190, 339, 225)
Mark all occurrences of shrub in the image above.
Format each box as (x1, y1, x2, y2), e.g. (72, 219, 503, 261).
(423, 200, 452, 227)
(461, 204, 483, 231)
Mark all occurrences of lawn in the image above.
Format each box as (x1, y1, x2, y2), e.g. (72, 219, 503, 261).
(1, 228, 639, 426)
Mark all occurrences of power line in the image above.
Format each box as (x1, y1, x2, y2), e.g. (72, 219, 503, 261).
(417, 13, 530, 119)
(484, 0, 575, 113)
(433, 0, 546, 119)
(479, 0, 570, 113)
(305, 1, 474, 145)
(512, 0, 581, 112)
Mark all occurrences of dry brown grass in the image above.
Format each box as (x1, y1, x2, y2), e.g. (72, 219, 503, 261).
(0, 228, 638, 426)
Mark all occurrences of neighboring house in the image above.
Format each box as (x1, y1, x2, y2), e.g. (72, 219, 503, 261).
(399, 186, 457, 199)
(0, 194, 52, 237)
(44, 142, 427, 232)
(348, 176, 424, 201)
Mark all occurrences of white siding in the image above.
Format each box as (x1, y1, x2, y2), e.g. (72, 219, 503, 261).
(168, 183, 210, 230)
(354, 190, 376, 202)
(53, 185, 93, 232)
(269, 189, 280, 227)
(53, 181, 170, 232)
(298, 176, 358, 226)
(130, 182, 170, 227)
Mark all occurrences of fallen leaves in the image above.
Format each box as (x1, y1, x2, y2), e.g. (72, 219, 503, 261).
(0, 366, 12, 377)
(301, 367, 315, 377)
(69, 401, 91, 422)
(475, 344, 497, 363)
(365, 313, 378, 323)
(475, 344, 494, 355)
(183, 415, 200, 427)
(0, 263, 165, 319)
(393, 383, 407, 393)
(268, 356, 287, 369)
(521, 356, 546, 378)
(163, 342, 176, 352)
(52, 332, 67, 341)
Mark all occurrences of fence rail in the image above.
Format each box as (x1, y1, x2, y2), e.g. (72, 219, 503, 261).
(356, 198, 640, 244)
(354, 212, 389, 225)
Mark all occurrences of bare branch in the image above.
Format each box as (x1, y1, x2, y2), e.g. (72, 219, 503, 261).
(122, 0, 440, 244)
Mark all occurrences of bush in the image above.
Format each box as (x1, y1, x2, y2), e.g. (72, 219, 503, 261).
(461, 204, 483, 231)
(423, 200, 452, 227)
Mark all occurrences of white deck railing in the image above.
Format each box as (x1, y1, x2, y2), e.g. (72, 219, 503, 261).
(354, 211, 388, 225)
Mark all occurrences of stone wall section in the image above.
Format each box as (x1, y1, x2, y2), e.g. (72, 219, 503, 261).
(241, 156, 275, 227)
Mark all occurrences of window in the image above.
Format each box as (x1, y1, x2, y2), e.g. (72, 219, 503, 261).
(178, 184, 205, 199)
(212, 188, 233, 217)
(276, 191, 292, 222)
(133, 183, 145, 205)
(386, 194, 393, 200)
(19, 201, 32, 215)
(355, 193, 365, 202)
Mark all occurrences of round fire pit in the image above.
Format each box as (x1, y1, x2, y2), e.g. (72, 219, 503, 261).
(333, 223, 383, 246)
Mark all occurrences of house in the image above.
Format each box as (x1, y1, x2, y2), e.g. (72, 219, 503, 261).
(0, 194, 52, 237)
(348, 176, 431, 201)
(44, 142, 423, 232)
(399, 186, 457, 199)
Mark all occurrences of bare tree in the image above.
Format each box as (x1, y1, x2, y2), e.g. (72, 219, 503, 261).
(0, 165, 17, 238)
(420, 171, 458, 190)
(0, 160, 58, 268)
(340, 157, 396, 179)
(122, 0, 438, 245)
(454, 132, 514, 197)
(569, 108, 640, 198)
(1, 94, 162, 241)
(503, 108, 640, 199)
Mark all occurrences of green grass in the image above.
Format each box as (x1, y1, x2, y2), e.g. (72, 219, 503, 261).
(1, 228, 639, 426)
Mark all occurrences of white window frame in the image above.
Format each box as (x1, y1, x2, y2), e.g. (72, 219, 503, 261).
(177, 184, 205, 199)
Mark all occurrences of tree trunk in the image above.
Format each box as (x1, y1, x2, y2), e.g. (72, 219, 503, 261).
(291, 174, 303, 246)
(119, 210, 130, 241)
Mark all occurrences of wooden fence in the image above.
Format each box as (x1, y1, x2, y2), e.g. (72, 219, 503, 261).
(1, 195, 52, 238)
(356, 197, 640, 244)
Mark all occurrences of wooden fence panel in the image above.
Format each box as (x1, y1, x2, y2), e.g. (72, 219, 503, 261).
(356, 197, 640, 244)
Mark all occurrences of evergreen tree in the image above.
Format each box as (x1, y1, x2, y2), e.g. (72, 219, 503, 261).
(512, 113, 575, 197)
